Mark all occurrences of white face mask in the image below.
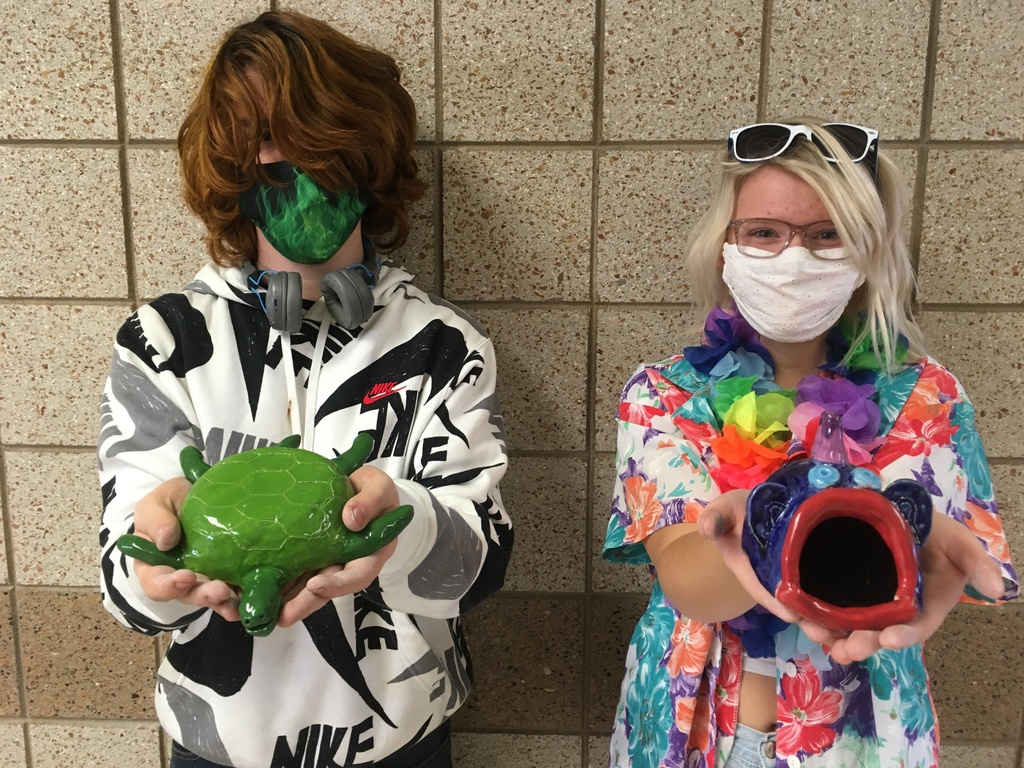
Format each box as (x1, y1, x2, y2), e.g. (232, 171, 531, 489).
(721, 243, 865, 343)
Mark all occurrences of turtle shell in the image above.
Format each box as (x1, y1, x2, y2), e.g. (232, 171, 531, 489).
(177, 446, 357, 584)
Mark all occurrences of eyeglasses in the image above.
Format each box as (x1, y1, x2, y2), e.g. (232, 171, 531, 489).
(728, 123, 879, 179)
(729, 218, 848, 259)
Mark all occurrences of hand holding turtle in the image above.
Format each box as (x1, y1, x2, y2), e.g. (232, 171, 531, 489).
(131, 477, 241, 623)
(277, 464, 403, 628)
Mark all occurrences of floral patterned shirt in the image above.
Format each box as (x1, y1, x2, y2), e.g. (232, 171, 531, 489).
(603, 343, 1017, 768)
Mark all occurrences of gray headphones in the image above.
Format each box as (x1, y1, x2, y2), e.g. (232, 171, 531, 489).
(242, 259, 379, 333)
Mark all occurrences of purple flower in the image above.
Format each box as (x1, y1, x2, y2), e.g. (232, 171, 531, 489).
(684, 306, 773, 375)
(796, 376, 881, 444)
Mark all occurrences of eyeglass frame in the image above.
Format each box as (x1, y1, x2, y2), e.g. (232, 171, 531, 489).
(727, 122, 880, 181)
(727, 218, 849, 259)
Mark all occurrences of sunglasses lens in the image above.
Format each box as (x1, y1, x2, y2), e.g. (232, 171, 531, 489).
(732, 124, 797, 161)
(823, 124, 872, 161)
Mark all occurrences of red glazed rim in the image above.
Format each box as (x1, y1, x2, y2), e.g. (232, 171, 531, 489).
(775, 487, 919, 630)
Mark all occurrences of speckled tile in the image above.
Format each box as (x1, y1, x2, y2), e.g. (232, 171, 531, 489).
(938, 744, 1019, 768)
(603, 0, 762, 141)
(119, 0, 265, 139)
(0, 147, 126, 299)
(501, 456, 587, 592)
(586, 595, 647, 733)
(0, 590, 20, 716)
(451, 733, 582, 768)
(991, 465, 1023, 566)
(766, 0, 930, 140)
(128, 148, 208, 301)
(932, 0, 1024, 140)
(595, 149, 718, 303)
(472, 308, 588, 452)
(30, 723, 162, 768)
(924, 604, 1024, 739)
(588, 736, 611, 768)
(918, 311, 1023, 459)
(0, 724, 25, 768)
(918, 150, 1024, 304)
(5, 450, 101, 587)
(284, 0, 436, 140)
(442, 150, 591, 302)
(0, 487, 8, 585)
(0, 0, 117, 140)
(442, 0, 592, 142)
(456, 597, 583, 731)
(19, 589, 157, 718)
(594, 307, 703, 452)
(0, 304, 132, 446)
(591, 453, 652, 594)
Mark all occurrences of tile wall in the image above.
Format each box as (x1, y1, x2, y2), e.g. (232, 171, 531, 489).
(1, 0, 1022, 766)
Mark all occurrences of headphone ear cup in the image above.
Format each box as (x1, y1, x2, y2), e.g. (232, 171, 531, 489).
(321, 269, 374, 329)
(264, 271, 303, 333)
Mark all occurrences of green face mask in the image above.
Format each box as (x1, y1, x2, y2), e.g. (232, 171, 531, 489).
(237, 162, 367, 265)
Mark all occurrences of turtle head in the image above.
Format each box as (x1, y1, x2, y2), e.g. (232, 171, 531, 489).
(239, 567, 288, 637)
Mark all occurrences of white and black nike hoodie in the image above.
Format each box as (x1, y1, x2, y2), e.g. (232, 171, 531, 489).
(98, 260, 512, 768)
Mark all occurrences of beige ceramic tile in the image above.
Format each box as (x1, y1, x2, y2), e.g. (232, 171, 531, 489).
(918, 311, 1023, 459)
(473, 308, 588, 453)
(5, 450, 100, 587)
(284, 0, 436, 140)
(918, 150, 1024, 304)
(501, 456, 587, 592)
(586, 596, 647, 732)
(932, 0, 1024, 140)
(30, 723, 162, 768)
(0, 0, 117, 140)
(128, 148, 208, 301)
(20, 589, 157, 718)
(594, 307, 703, 452)
(451, 733, 581, 768)
(595, 149, 718, 303)
(0, 147, 126, 299)
(0, 724, 25, 768)
(0, 590, 19, 716)
(925, 604, 1024, 739)
(591, 453, 652, 594)
(0, 304, 131, 446)
(388, 148, 437, 295)
(119, 0, 264, 139)
(602, 0, 762, 141)
(442, 0, 593, 142)
(456, 597, 583, 731)
(938, 744, 1019, 768)
(588, 736, 611, 768)
(991, 465, 1023, 567)
(443, 150, 591, 302)
(767, 0, 930, 140)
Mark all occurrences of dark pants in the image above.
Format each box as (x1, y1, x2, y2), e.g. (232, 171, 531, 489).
(170, 722, 453, 768)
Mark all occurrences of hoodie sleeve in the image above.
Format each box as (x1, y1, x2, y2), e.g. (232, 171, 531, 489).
(375, 336, 512, 618)
(97, 303, 209, 635)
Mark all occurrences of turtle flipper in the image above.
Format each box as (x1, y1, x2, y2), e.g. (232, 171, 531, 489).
(277, 435, 301, 449)
(180, 446, 211, 484)
(332, 433, 375, 476)
(339, 505, 414, 562)
(116, 534, 186, 569)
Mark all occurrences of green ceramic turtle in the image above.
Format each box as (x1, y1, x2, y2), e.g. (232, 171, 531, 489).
(116, 434, 413, 636)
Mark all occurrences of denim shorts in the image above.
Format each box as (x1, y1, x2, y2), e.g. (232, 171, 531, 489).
(170, 721, 452, 768)
(720, 723, 777, 768)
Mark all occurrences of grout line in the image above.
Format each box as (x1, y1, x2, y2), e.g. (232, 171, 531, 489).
(433, 0, 445, 298)
(109, 0, 138, 312)
(756, 0, 773, 120)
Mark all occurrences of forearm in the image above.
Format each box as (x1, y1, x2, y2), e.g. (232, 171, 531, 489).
(646, 524, 757, 623)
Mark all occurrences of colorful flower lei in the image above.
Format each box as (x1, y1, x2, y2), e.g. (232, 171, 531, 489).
(681, 307, 906, 492)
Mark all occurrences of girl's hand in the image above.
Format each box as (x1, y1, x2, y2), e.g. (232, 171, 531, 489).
(131, 477, 241, 622)
(277, 465, 402, 628)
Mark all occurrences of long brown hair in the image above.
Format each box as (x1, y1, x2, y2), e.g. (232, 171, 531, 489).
(178, 11, 426, 266)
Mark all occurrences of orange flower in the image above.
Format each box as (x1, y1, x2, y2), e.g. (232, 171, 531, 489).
(623, 475, 663, 542)
(667, 617, 712, 677)
(962, 501, 1012, 564)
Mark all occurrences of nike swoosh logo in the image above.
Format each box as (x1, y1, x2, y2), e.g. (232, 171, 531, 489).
(362, 385, 405, 405)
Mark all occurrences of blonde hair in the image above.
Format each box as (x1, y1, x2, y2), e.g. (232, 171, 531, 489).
(178, 11, 426, 266)
(687, 117, 926, 372)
